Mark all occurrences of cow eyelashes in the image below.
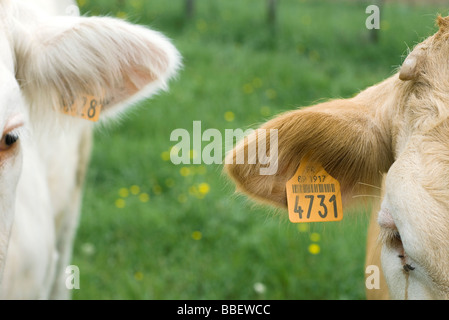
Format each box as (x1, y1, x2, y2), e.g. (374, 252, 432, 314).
(393, 231, 401, 241)
(380, 228, 401, 245)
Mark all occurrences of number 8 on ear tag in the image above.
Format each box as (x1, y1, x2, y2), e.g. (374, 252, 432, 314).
(62, 95, 103, 122)
(286, 155, 343, 223)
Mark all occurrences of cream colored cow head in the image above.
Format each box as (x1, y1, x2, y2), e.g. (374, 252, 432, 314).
(225, 16, 449, 299)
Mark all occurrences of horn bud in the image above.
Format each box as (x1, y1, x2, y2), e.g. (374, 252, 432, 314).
(399, 55, 417, 81)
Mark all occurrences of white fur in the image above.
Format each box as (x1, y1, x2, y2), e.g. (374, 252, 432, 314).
(0, 0, 181, 299)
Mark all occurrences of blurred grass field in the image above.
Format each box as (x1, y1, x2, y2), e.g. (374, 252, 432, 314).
(72, 0, 446, 299)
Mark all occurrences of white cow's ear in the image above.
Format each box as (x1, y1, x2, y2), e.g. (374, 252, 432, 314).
(15, 16, 181, 120)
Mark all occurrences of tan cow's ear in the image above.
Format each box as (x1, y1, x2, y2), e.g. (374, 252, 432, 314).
(437, 15, 449, 31)
(224, 100, 394, 209)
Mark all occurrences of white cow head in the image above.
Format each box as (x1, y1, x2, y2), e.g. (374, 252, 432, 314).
(225, 16, 449, 299)
(0, 0, 180, 282)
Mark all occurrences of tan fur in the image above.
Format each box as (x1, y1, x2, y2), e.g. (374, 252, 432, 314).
(225, 15, 449, 299)
(365, 178, 389, 300)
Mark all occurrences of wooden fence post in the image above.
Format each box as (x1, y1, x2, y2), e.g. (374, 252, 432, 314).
(186, 0, 195, 18)
(267, 0, 277, 25)
(367, 0, 383, 43)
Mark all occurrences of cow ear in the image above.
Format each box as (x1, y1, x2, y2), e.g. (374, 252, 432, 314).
(437, 15, 449, 32)
(15, 16, 181, 120)
(224, 100, 394, 208)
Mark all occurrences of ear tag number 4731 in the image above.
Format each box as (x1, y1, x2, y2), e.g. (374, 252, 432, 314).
(286, 155, 343, 223)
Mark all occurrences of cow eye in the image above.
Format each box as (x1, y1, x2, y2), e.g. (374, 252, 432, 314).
(0, 132, 19, 150)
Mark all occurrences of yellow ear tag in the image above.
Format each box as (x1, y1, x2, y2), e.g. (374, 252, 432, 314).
(286, 155, 343, 223)
(62, 95, 103, 122)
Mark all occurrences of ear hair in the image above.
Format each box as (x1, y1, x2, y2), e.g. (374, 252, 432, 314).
(15, 16, 181, 121)
(437, 15, 449, 30)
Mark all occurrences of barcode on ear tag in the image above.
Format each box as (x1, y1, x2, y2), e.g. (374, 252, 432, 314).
(286, 155, 343, 223)
(62, 95, 103, 122)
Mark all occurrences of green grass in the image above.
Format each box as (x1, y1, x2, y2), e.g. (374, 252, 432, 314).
(72, 0, 446, 299)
